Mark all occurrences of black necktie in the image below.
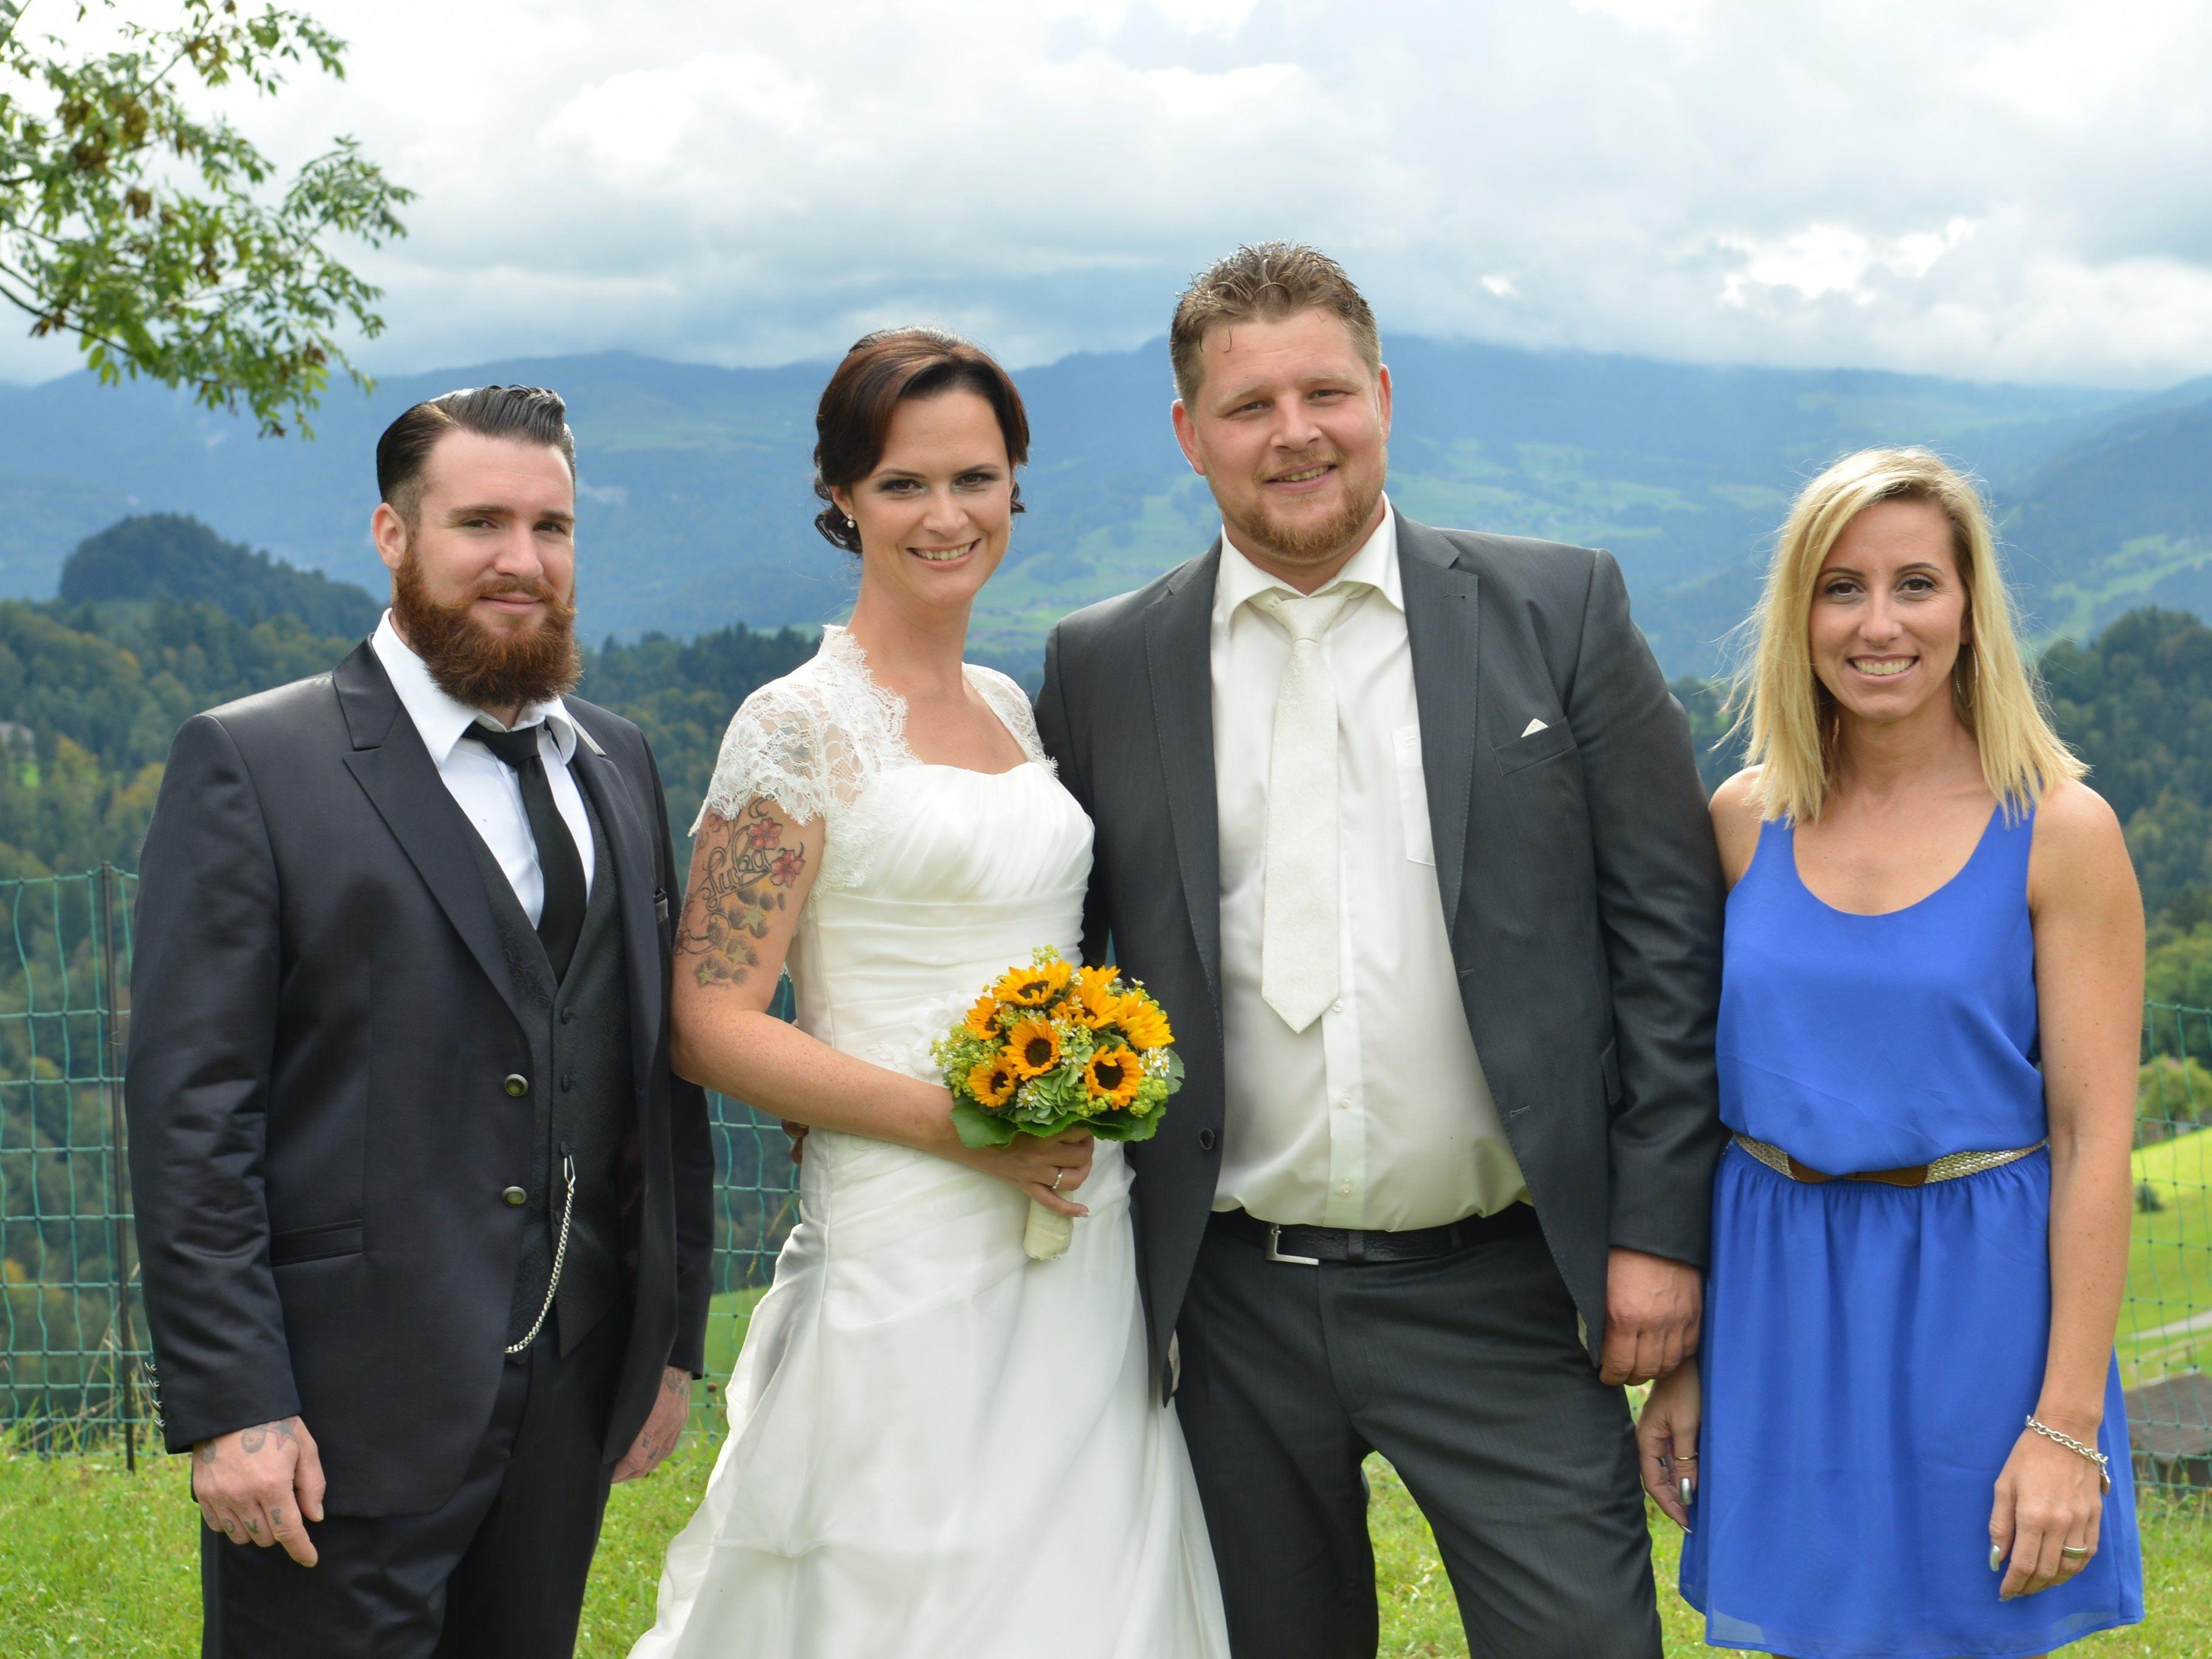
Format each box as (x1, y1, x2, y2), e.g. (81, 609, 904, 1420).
(466, 723, 586, 980)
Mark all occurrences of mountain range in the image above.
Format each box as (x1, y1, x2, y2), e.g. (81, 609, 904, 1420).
(1, 339, 2206, 678)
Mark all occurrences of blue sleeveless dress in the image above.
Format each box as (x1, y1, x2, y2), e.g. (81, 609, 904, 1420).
(1678, 806, 2143, 1658)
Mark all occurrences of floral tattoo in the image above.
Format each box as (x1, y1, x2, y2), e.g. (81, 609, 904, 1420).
(675, 799, 805, 989)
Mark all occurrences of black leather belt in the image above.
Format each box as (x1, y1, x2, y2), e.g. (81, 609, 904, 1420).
(1212, 1203, 1538, 1265)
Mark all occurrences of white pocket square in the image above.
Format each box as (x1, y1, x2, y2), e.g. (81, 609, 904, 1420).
(1519, 717, 1550, 738)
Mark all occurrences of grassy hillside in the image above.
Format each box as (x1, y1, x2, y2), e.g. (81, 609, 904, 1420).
(2122, 1125, 2212, 1389)
(7, 1440, 2207, 1657)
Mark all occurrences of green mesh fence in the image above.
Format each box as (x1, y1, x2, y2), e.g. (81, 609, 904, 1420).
(0, 868, 139, 1456)
(3, 868, 2208, 1497)
(2128, 1002, 2212, 1489)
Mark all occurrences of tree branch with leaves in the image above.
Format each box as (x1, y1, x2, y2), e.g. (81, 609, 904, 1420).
(0, 0, 411, 434)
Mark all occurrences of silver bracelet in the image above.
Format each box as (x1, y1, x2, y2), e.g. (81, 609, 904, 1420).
(2025, 1415, 2113, 1492)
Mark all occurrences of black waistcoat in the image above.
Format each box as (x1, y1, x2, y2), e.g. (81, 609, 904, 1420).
(464, 785, 633, 1354)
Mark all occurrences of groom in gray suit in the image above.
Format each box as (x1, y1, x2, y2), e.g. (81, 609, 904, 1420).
(1034, 244, 1726, 1658)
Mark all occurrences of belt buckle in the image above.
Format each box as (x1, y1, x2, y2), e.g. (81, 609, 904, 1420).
(1266, 1223, 1321, 1266)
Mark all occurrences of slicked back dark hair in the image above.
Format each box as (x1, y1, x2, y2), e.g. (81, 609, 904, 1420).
(376, 385, 578, 523)
(811, 328, 1028, 554)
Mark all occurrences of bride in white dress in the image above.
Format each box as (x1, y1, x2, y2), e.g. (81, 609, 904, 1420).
(630, 329, 1228, 1658)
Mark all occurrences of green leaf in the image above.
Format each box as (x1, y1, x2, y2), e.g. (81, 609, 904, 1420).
(950, 1101, 1017, 1150)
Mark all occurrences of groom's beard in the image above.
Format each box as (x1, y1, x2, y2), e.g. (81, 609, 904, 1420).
(391, 549, 582, 712)
(1219, 450, 1386, 572)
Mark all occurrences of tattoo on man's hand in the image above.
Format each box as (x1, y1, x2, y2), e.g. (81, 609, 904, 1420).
(237, 1418, 298, 1455)
(661, 1366, 692, 1398)
(675, 801, 803, 989)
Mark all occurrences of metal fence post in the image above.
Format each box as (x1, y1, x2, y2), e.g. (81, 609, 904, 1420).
(96, 862, 137, 1471)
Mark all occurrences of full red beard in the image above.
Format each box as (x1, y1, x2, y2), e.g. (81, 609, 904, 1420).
(1221, 452, 1385, 569)
(390, 550, 582, 712)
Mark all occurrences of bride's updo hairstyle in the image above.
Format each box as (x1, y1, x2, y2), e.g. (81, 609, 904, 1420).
(811, 327, 1030, 554)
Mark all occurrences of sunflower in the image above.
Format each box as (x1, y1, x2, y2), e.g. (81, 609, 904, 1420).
(966, 1054, 1019, 1108)
(1114, 995, 1174, 1052)
(962, 993, 1001, 1039)
(1084, 1045, 1144, 1110)
(1004, 1016, 1062, 1079)
(1067, 966, 1124, 1030)
(994, 957, 1074, 1008)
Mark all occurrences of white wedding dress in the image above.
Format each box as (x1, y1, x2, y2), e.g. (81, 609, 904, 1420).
(630, 627, 1229, 1659)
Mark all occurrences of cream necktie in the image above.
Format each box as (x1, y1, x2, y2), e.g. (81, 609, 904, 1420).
(1251, 585, 1356, 1033)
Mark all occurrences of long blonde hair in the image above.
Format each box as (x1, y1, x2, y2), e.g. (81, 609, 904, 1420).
(1732, 447, 2083, 823)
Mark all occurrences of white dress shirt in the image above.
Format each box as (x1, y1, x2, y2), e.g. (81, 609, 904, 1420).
(371, 612, 594, 921)
(1211, 501, 1527, 1231)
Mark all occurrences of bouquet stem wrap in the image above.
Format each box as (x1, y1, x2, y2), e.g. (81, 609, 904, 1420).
(1024, 1201, 1076, 1262)
(933, 948, 1183, 1264)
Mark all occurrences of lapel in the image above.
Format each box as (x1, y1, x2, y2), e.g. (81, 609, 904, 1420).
(335, 643, 526, 1027)
(1397, 516, 1482, 930)
(1141, 544, 1224, 1012)
(566, 718, 664, 1094)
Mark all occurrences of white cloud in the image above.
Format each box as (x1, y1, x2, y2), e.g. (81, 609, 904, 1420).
(2, 0, 2210, 387)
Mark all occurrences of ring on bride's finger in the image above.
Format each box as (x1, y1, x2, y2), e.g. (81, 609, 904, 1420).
(1051, 1169, 1066, 1192)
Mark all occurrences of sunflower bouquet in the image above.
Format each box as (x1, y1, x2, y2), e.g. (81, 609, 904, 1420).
(931, 947, 1183, 1260)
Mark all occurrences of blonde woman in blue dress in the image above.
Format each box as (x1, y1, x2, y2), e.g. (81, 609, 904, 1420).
(1638, 448, 2145, 1657)
(629, 329, 1229, 1658)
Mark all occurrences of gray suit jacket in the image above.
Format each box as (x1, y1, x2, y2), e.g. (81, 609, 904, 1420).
(1034, 513, 1726, 1399)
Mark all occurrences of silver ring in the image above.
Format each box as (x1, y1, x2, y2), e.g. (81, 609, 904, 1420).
(1051, 1169, 1065, 1192)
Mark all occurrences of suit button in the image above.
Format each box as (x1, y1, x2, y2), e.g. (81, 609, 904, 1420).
(559, 1007, 574, 1025)
(560, 1076, 575, 1092)
(503, 1074, 529, 1097)
(501, 1186, 527, 1207)
(1198, 1128, 1217, 1153)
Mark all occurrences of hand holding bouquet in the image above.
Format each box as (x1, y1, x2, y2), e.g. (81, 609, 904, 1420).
(932, 947, 1183, 1260)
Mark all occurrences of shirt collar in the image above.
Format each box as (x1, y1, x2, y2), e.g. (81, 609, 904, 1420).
(370, 611, 580, 767)
(1214, 496, 1401, 625)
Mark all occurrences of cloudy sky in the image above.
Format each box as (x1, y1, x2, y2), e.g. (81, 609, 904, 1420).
(5, 0, 2210, 387)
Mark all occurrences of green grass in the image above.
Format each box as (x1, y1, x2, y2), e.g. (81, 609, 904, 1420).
(5, 1439, 2207, 1657)
(2123, 1125, 2212, 1387)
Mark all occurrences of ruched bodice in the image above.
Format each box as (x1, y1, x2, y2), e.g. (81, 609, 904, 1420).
(791, 763, 1091, 1080)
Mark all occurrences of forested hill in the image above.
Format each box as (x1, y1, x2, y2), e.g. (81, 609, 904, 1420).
(58, 515, 383, 639)
(0, 522, 816, 881)
(3, 516, 2209, 970)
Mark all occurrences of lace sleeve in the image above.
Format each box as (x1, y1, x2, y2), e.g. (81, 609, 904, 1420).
(968, 666, 1054, 773)
(690, 680, 833, 835)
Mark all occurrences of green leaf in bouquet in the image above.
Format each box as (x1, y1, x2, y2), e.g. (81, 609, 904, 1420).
(1088, 1108, 1165, 1144)
(950, 1101, 1018, 1149)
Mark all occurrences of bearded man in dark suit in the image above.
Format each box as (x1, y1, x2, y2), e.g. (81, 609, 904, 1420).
(1035, 246, 1726, 1658)
(126, 385, 713, 1658)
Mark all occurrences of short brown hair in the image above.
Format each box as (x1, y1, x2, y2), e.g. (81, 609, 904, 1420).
(1169, 242, 1381, 405)
(811, 328, 1029, 554)
(376, 385, 577, 523)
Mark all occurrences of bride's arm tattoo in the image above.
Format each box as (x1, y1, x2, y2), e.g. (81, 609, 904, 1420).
(675, 800, 803, 989)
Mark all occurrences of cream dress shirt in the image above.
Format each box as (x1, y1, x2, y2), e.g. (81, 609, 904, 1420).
(371, 611, 595, 921)
(1209, 502, 1528, 1231)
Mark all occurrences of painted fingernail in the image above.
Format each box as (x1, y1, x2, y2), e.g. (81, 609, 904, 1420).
(1680, 1477, 1694, 1506)
(1990, 1545, 2003, 1572)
